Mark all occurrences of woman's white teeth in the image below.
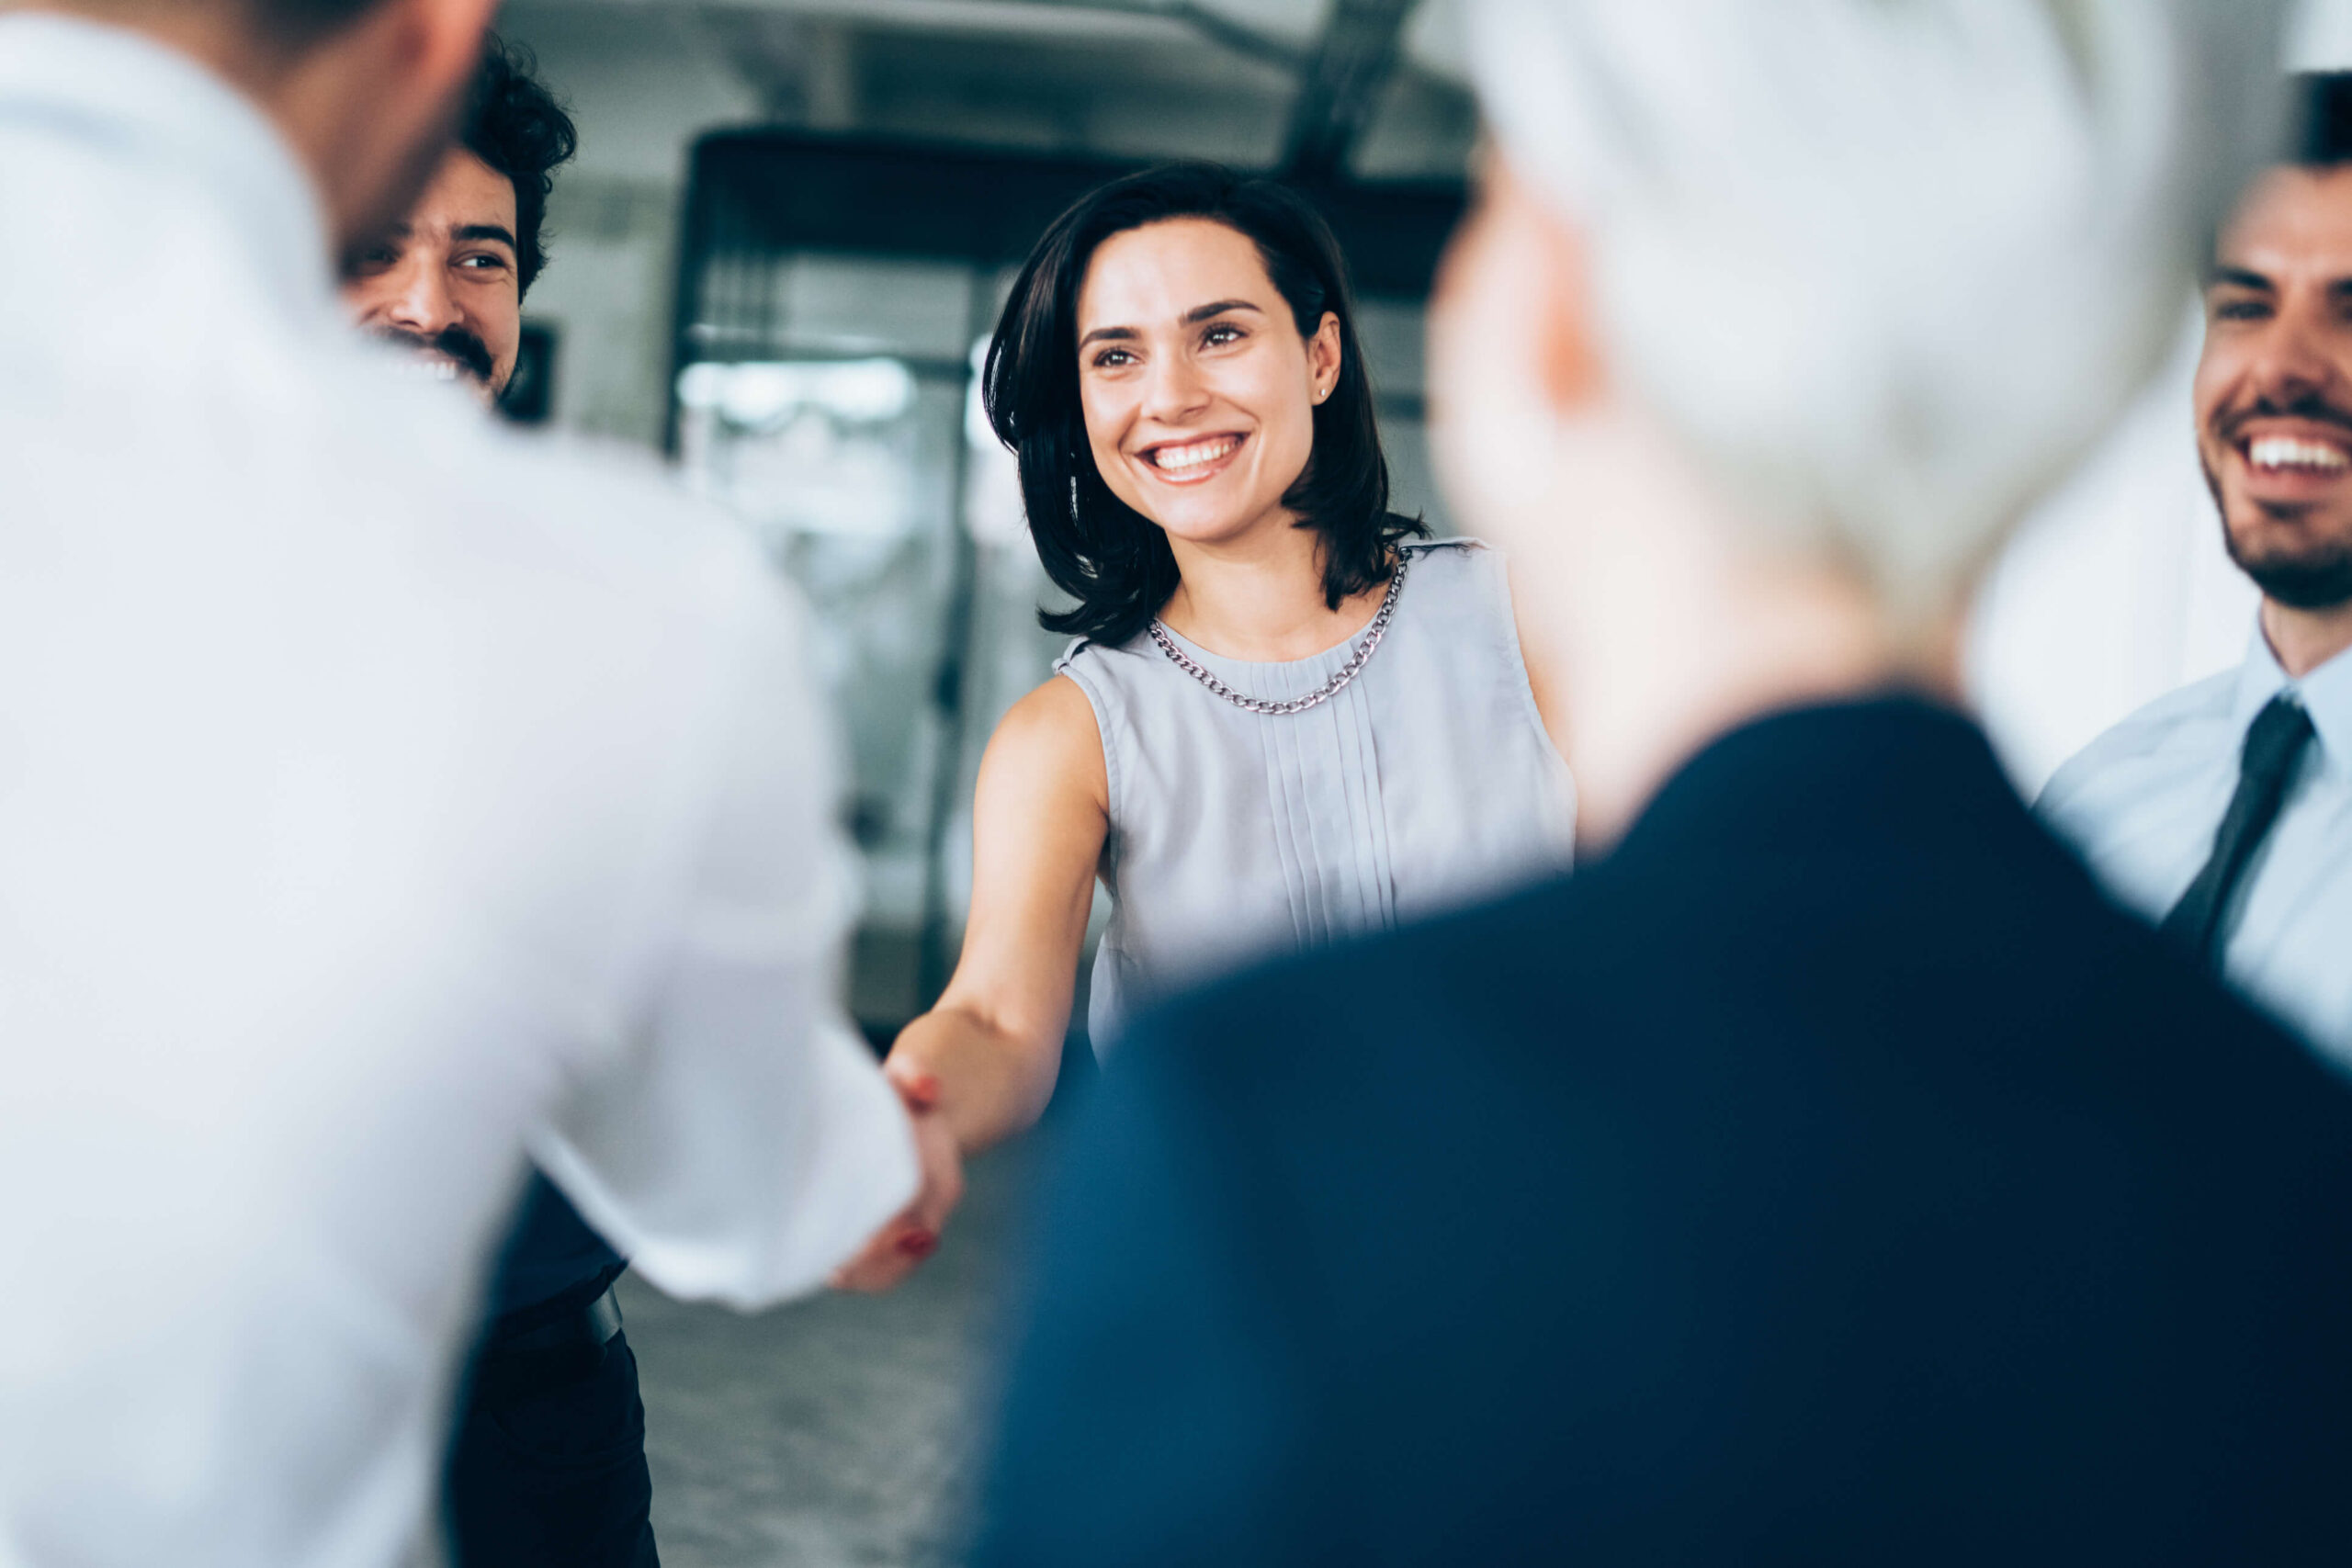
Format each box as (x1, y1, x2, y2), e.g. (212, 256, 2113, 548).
(1148, 436, 1238, 474)
(2249, 434, 2350, 472)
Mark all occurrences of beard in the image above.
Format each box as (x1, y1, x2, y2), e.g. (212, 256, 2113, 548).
(2202, 448, 2352, 611)
(2226, 524, 2352, 609)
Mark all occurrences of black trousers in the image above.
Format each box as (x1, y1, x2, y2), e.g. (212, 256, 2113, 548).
(445, 1328, 659, 1568)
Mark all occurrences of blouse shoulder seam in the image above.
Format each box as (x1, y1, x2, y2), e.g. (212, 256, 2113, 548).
(1406, 536, 1484, 558)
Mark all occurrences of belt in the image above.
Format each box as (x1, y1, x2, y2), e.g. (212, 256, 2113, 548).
(485, 1283, 625, 1360)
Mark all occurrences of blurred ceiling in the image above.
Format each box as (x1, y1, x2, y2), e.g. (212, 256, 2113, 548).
(500, 0, 1476, 184)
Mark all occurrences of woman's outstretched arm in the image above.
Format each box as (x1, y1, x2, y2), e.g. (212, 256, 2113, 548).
(832, 674, 1106, 1292)
(888, 672, 1109, 1154)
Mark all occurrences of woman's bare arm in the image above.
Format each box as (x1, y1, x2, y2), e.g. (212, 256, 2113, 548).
(884, 673, 1109, 1155)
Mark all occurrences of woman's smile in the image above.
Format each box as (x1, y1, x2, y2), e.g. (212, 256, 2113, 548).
(1135, 431, 1249, 485)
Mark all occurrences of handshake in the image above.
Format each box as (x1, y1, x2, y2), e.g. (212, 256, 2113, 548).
(831, 1061, 967, 1294)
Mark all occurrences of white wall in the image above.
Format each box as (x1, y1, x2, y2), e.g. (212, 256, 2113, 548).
(1964, 321, 2255, 793)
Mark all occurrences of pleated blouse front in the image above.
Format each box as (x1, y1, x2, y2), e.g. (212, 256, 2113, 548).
(1054, 538, 1576, 1048)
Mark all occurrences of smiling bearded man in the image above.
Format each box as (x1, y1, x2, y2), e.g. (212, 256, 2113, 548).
(344, 36, 571, 401)
(2043, 71, 2352, 1066)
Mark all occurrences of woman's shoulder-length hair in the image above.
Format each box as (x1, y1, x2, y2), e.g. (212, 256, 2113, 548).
(981, 161, 1425, 648)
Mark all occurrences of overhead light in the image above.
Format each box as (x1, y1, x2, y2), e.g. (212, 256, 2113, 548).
(676, 358, 918, 428)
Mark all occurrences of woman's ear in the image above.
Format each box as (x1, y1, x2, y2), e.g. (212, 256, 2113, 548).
(1308, 310, 1343, 401)
(1511, 169, 1606, 415)
(1431, 152, 1607, 428)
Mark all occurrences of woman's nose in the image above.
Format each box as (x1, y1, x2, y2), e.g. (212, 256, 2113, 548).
(1139, 353, 1210, 422)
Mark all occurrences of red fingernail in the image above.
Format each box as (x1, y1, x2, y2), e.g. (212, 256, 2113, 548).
(898, 1231, 938, 1258)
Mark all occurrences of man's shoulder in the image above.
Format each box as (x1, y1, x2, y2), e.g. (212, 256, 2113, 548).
(288, 355, 784, 642)
(2038, 667, 2241, 824)
(476, 425, 770, 604)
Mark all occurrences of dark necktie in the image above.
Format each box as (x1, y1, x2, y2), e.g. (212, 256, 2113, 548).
(2160, 693, 2315, 968)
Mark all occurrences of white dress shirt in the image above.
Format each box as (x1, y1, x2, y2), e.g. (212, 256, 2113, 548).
(2041, 624, 2352, 1067)
(0, 17, 914, 1568)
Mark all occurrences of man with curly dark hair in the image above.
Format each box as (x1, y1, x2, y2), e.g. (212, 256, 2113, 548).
(346, 43, 659, 1568)
(345, 37, 575, 400)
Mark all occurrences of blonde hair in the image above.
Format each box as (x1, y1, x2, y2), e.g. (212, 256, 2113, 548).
(1472, 0, 2285, 615)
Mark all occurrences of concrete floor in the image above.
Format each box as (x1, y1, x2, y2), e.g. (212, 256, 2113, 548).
(617, 1140, 1043, 1568)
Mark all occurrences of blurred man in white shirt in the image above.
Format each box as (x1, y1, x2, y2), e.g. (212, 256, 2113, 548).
(0, 0, 956, 1563)
(2043, 73, 2352, 1066)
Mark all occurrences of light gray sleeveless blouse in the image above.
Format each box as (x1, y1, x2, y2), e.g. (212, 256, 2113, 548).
(1055, 538, 1576, 1047)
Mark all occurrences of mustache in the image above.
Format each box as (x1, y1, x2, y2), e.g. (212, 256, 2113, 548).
(373, 325, 494, 386)
(2213, 389, 2352, 445)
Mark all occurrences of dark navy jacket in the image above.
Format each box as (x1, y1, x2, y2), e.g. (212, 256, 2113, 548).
(978, 698, 2352, 1566)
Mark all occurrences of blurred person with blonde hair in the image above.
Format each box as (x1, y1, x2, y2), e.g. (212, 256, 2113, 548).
(0, 0, 956, 1562)
(975, 3, 2352, 1562)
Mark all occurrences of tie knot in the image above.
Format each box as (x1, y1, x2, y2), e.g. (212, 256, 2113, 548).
(2242, 694, 2315, 791)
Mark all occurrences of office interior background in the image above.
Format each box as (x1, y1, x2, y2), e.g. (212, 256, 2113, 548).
(458, 1, 2352, 1561)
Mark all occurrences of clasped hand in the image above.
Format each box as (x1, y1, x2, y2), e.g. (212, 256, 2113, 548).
(829, 1064, 966, 1292)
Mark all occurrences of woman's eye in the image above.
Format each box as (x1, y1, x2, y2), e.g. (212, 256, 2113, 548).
(1091, 349, 1135, 368)
(2212, 298, 2268, 322)
(1202, 324, 1243, 347)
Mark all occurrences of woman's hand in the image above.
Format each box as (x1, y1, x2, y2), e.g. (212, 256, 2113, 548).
(829, 1068, 966, 1293)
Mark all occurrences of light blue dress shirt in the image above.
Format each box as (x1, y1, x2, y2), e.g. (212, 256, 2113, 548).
(2041, 626, 2352, 1067)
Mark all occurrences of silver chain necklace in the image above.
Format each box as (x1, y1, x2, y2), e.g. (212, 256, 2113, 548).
(1147, 551, 1410, 717)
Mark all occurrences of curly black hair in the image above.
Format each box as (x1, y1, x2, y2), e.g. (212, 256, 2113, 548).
(984, 162, 1425, 647)
(461, 38, 577, 298)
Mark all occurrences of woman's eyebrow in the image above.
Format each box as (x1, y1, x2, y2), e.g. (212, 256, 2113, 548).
(1078, 299, 1263, 349)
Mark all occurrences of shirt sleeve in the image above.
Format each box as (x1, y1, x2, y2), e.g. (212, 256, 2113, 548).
(528, 565, 917, 1310)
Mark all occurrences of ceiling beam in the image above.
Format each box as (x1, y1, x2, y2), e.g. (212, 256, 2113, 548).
(1147, 2, 1310, 71)
(1278, 0, 1419, 183)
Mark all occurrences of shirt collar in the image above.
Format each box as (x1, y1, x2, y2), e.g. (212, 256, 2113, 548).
(0, 13, 336, 332)
(2233, 618, 2352, 774)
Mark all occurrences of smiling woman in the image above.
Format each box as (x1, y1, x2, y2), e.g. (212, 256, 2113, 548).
(987, 163, 1415, 647)
(834, 164, 1578, 1293)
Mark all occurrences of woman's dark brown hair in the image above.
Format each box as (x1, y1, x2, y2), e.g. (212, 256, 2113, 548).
(984, 162, 1424, 646)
